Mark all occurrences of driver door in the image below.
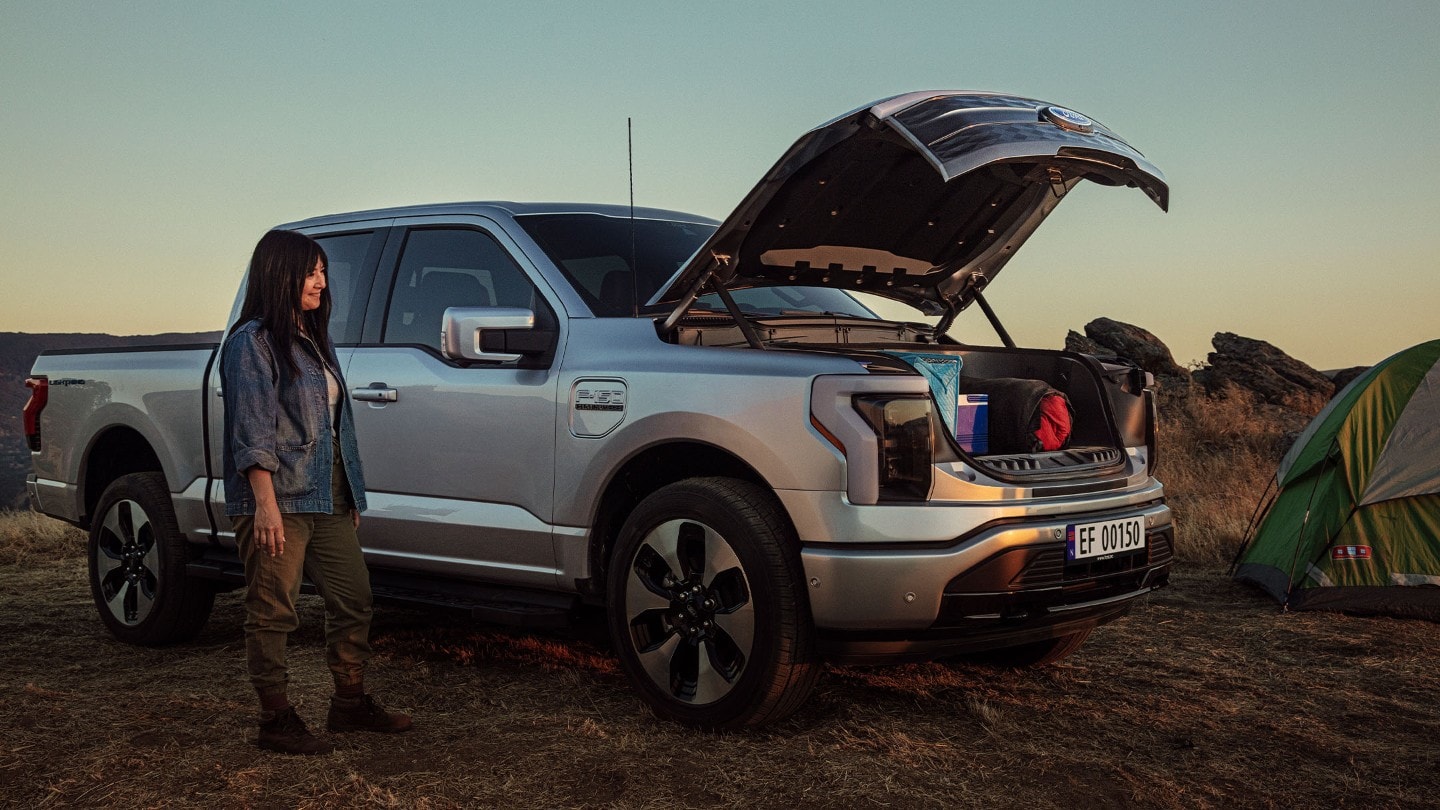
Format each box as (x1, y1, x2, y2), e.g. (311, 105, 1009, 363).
(344, 217, 563, 588)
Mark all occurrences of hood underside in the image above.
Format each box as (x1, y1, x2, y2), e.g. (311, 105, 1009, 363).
(652, 91, 1167, 318)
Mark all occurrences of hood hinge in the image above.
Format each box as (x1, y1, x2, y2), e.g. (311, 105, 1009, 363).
(1046, 166, 1070, 200)
(933, 300, 960, 339)
(660, 252, 727, 335)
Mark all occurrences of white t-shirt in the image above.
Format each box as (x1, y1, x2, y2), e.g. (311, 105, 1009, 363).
(324, 365, 340, 437)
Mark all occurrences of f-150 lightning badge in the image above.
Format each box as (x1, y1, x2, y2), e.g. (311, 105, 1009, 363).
(570, 379, 627, 438)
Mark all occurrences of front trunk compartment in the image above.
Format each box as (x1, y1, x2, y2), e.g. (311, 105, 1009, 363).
(668, 314, 1149, 485)
(834, 340, 1138, 482)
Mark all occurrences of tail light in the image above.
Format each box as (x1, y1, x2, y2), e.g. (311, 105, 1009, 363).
(853, 395, 933, 501)
(24, 377, 48, 451)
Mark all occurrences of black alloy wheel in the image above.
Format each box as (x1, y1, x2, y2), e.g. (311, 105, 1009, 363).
(607, 477, 819, 729)
(88, 472, 214, 645)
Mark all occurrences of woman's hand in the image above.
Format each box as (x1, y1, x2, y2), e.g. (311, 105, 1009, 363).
(246, 467, 286, 558)
(253, 501, 285, 557)
(351, 508, 360, 531)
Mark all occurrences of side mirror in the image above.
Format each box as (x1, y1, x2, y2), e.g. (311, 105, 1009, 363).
(440, 307, 536, 363)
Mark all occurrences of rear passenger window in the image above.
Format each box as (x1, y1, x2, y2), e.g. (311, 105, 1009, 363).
(313, 231, 375, 344)
(383, 228, 541, 351)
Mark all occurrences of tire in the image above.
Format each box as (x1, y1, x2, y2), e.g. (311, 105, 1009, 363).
(606, 477, 819, 729)
(954, 629, 1093, 669)
(88, 472, 215, 645)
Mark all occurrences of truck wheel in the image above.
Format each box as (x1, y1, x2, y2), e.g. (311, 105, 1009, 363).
(606, 477, 819, 729)
(954, 629, 1093, 669)
(88, 472, 214, 645)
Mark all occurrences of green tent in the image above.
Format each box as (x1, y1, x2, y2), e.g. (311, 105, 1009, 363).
(1233, 339, 1440, 619)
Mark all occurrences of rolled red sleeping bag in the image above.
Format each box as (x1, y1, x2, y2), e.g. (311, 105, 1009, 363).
(1035, 391, 1073, 451)
(954, 377, 1074, 454)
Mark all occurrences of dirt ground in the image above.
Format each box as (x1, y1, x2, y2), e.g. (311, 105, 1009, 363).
(2, 555, 1438, 809)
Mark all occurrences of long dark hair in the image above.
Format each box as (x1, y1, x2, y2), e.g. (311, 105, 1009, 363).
(232, 229, 331, 378)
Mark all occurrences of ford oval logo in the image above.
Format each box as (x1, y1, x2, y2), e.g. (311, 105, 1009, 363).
(1042, 105, 1095, 134)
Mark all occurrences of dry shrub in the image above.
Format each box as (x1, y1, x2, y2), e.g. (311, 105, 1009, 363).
(1156, 381, 1311, 566)
(0, 509, 86, 565)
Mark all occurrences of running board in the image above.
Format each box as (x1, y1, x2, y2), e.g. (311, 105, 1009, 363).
(369, 582, 575, 629)
(186, 552, 577, 630)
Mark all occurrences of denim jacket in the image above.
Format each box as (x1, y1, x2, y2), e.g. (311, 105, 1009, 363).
(221, 319, 368, 516)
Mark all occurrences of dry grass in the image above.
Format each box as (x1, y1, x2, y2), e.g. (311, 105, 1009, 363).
(3, 396, 1437, 807)
(0, 509, 86, 565)
(2, 556, 1437, 808)
(1154, 383, 1311, 566)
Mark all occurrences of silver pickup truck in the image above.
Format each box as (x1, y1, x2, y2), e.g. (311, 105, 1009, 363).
(25, 91, 1172, 728)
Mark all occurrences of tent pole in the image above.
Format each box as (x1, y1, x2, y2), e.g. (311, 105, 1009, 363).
(1229, 475, 1279, 575)
(1287, 504, 1362, 610)
(1281, 447, 1340, 609)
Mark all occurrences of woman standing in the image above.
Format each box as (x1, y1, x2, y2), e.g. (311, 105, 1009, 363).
(222, 229, 411, 755)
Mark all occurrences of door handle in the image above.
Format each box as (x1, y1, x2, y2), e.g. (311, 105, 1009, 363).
(351, 386, 398, 403)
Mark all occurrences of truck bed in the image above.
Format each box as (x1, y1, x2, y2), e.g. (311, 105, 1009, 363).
(28, 343, 218, 535)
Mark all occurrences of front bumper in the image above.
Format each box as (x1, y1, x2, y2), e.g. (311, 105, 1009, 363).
(799, 500, 1172, 664)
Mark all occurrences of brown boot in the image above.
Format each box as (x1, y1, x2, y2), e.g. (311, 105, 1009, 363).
(257, 706, 334, 755)
(327, 693, 413, 733)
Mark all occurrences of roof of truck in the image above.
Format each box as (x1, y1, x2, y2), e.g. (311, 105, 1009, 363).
(277, 201, 719, 230)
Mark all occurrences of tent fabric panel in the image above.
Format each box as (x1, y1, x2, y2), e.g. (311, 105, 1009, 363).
(1360, 355, 1440, 505)
(1232, 562, 1293, 604)
(1238, 464, 1359, 602)
(1362, 494, 1440, 580)
(1334, 344, 1439, 502)
(1278, 361, 1388, 486)
(1392, 573, 1440, 586)
(1307, 497, 1440, 589)
(1286, 584, 1440, 621)
(1278, 339, 1440, 488)
(1239, 465, 1353, 585)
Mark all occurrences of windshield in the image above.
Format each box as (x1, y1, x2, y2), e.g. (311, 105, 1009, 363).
(693, 286, 878, 318)
(516, 212, 890, 320)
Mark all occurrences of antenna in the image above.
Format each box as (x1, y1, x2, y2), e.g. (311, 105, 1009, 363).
(628, 117, 638, 317)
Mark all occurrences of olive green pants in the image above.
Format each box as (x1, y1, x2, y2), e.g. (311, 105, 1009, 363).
(233, 443, 372, 697)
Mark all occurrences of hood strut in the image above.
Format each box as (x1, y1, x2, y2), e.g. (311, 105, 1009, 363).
(658, 254, 767, 350)
(715, 282, 767, 350)
(973, 289, 1016, 349)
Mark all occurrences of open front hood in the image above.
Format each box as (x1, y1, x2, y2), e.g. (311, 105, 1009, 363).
(652, 91, 1167, 318)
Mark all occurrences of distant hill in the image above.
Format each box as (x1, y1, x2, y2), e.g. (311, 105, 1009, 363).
(1, 331, 222, 510)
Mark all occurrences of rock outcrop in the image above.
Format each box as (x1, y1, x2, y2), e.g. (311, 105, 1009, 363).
(1329, 366, 1370, 393)
(1196, 332, 1334, 413)
(1065, 317, 1190, 381)
(1063, 330, 1106, 357)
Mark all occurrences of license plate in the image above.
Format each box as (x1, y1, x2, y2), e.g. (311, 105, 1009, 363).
(1066, 516, 1146, 562)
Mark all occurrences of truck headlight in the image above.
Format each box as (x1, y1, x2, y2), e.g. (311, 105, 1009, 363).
(853, 395, 933, 501)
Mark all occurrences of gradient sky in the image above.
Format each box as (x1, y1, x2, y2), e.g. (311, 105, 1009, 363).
(3, 1, 1436, 369)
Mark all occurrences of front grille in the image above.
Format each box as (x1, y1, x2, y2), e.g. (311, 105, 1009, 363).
(944, 525, 1174, 595)
(924, 524, 1173, 630)
(1015, 527, 1173, 587)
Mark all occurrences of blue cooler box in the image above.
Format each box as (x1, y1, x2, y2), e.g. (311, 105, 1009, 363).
(954, 394, 989, 454)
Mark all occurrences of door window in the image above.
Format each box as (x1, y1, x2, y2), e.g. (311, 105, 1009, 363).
(313, 231, 376, 344)
(383, 228, 543, 351)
